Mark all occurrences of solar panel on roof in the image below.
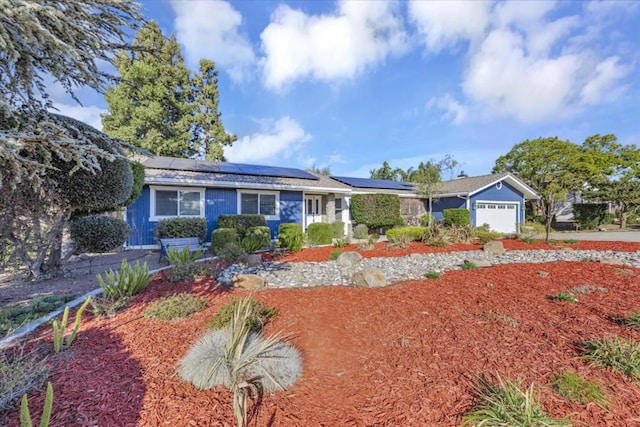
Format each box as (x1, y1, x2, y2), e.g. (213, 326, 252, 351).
(331, 176, 415, 190)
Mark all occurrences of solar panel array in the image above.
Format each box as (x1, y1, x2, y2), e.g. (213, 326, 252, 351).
(142, 156, 319, 180)
(330, 176, 415, 190)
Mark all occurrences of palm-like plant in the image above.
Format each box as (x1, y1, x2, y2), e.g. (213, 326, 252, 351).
(177, 297, 302, 427)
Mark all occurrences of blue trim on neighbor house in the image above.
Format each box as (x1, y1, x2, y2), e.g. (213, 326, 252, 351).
(469, 181, 525, 226)
(126, 185, 305, 246)
(432, 197, 466, 222)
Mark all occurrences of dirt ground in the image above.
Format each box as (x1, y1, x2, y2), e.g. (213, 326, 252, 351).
(1, 240, 640, 426)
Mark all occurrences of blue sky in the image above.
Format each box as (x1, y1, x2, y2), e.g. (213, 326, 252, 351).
(54, 0, 640, 178)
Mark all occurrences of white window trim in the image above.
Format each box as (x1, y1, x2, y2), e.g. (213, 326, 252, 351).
(150, 185, 205, 222)
(237, 190, 280, 220)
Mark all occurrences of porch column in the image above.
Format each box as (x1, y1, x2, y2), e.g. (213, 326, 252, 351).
(326, 194, 336, 223)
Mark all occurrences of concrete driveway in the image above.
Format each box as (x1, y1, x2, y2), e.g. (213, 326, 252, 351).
(549, 230, 640, 242)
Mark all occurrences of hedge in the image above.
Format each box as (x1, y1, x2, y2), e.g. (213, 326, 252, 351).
(156, 217, 207, 242)
(573, 204, 608, 230)
(70, 215, 130, 253)
(350, 193, 403, 229)
(331, 221, 345, 238)
(307, 223, 333, 245)
(443, 208, 470, 227)
(240, 226, 272, 253)
(278, 223, 303, 252)
(211, 228, 238, 254)
(217, 214, 266, 239)
(386, 226, 426, 243)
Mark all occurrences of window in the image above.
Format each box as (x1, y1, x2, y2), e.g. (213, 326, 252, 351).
(335, 198, 343, 215)
(151, 187, 204, 221)
(238, 191, 279, 219)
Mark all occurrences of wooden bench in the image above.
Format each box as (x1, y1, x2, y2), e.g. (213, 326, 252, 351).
(159, 237, 203, 262)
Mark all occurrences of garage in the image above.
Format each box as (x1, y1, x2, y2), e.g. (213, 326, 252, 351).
(475, 202, 519, 233)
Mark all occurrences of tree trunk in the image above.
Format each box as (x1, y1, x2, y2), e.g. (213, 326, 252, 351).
(428, 196, 433, 227)
(545, 202, 553, 243)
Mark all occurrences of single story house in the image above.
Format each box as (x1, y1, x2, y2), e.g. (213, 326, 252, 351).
(125, 156, 539, 247)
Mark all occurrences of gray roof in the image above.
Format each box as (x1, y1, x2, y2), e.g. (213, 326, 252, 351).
(437, 172, 538, 199)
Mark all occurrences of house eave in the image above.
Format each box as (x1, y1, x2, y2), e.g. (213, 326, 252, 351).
(144, 177, 351, 194)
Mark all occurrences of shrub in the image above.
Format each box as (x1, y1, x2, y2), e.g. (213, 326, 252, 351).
(330, 250, 342, 260)
(240, 226, 271, 254)
(350, 193, 403, 229)
(125, 161, 145, 206)
(420, 214, 436, 227)
(144, 293, 207, 321)
(551, 370, 608, 408)
(211, 228, 239, 254)
(278, 223, 303, 252)
(357, 234, 378, 250)
(0, 348, 50, 412)
(461, 260, 477, 270)
(167, 246, 203, 265)
(548, 292, 577, 303)
(386, 226, 426, 243)
(331, 220, 345, 238)
(333, 237, 349, 248)
(217, 243, 246, 263)
(156, 217, 207, 242)
(90, 296, 129, 317)
(208, 297, 278, 333)
(1, 295, 75, 338)
(167, 263, 203, 284)
(97, 259, 154, 299)
(582, 336, 640, 378)
(424, 271, 441, 279)
(443, 208, 470, 227)
(463, 376, 572, 426)
(474, 227, 503, 244)
(69, 215, 130, 253)
(626, 213, 638, 225)
(307, 223, 333, 245)
(217, 214, 266, 240)
(353, 223, 369, 239)
(573, 203, 609, 230)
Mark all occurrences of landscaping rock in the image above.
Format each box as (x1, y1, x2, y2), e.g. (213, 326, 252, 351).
(232, 274, 265, 290)
(597, 257, 623, 266)
(238, 254, 262, 267)
(337, 251, 363, 267)
(352, 268, 387, 288)
(538, 271, 549, 278)
(483, 240, 506, 254)
(464, 258, 492, 268)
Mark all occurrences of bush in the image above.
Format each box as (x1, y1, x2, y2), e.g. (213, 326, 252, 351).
(211, 228, 239, 254)
(1, 295, 75, 338)
(167, 263, 203, 284)
(353, 224, 369, 239)
(156, 217, 207, 242)
(626, 213, 638, 225)
(386, 226, 426, 243)
(330, 250, 342, 260)
(240, 226, 271, 253)
(208, 297, 278, 333)
(520, 221, 545, 239)
(475, 227, 503, 244)
(582, 336, 640, 378)
(331, 221, 345, 238)
(217, 214, 266, 240)
(69, 215, 130, 253)
(144, 293, 207, 321)
(278, 223, 303, 252)
(443, 208, 470, 227)
(218, 243, 246, 263)
(125, 161, 145, 206)
(97, 259, 154, 298)
(350, 193, 403, 229)
(420, 214, 436, 227)
(573, 203, 609, 230)
(307, 223, 333, 245)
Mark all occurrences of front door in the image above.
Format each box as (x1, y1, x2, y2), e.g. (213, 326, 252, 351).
(305, 196, 322, 230)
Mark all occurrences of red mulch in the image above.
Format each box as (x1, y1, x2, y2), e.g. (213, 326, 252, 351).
(3, 241, 640, 426)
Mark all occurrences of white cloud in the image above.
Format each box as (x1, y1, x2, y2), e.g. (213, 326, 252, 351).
(224, 116, 311, 163)
(428, 93, 469, 124)
(171, 0, 256, 83)
(259, 0, 408, 91)
(580, 56, 631, 104)
(408, 0, 492, 52)
(51, 103, 105, 130)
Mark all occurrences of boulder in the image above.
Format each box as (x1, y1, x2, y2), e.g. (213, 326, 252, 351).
(238, 254, 262, 267)
(352, 268, 387, 288)
(336, 251, 363, 267)
(232, 274, 265, 290)
(483, 240, 505, 254)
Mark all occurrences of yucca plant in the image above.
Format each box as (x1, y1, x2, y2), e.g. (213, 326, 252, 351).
(52, 297, 91, 353)
(97, 259, 154, 298)
(463, 375, 573, 426)
(166, 247, 203, 265)
(20, 381, 53, 427)
(177, 297, 302, 427)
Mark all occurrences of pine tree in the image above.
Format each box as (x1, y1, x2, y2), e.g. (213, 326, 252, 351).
(102, 22, 236, 160)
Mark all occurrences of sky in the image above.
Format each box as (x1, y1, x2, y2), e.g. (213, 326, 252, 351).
(53, 0, 640, 178)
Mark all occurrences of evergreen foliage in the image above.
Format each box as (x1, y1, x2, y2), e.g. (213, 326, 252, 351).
(278, 223, 304, 252)
(125, 161, 146, 206)
(572, 204, 609, 230)
(211, 228, 239, 254)
(350, 194, 403, 229)
(353, 224, 369, 239)
(69, 215, 130, 253)
(331, 221, 345, 238)
(156, 218, 207, 242)
(306, 223, 333, 245)
(240, 226, 272, 253)
(217, 215, 267, 240)
(443, 209, 470, 227)
(102, 22, 236, 159)
(386, 226, 426, 243)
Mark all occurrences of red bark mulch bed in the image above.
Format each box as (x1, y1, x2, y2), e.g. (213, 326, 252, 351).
(2, 241, 640, 426)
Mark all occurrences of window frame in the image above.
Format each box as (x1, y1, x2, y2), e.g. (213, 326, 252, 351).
(237, 190, 280, 220)
(150, 186, 205, 222)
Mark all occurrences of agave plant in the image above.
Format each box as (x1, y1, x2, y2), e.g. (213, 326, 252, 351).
(177, 297, 302, 427)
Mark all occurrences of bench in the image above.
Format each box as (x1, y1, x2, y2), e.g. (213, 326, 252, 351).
(159, 237, 203, 262)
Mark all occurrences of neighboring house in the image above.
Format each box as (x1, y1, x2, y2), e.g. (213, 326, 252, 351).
(332, 172, 539, 234)
(125, 156, 539, 247)
(126, 156, 351, 248)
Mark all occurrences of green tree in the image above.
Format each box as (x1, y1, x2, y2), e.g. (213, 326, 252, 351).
(305, 165, 331, 175)
(493, 137, 584, 241)
(412, 156, 459, 227)
(0, 0, 143, 278)
(370, 161, 404, 181)
(580, 134, 640, 229)
(102, 22, 235, 160)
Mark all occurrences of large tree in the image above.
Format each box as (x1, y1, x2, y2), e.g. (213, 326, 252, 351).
(0, 0, 144, 278)
(370, 161, 404, 181)
(102, 22, 236, 160)
(493, 137, 584, 241)
(580, 134, 640, 228)
(411, 156, 459, 227)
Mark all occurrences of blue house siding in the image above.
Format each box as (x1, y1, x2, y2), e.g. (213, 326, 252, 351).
(126, 186, 153, 247)
(204, 188, 238, 239)
(266, 191, 303, 238)
(431, 197, 466, 221)
(470, 181, 525, 226)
